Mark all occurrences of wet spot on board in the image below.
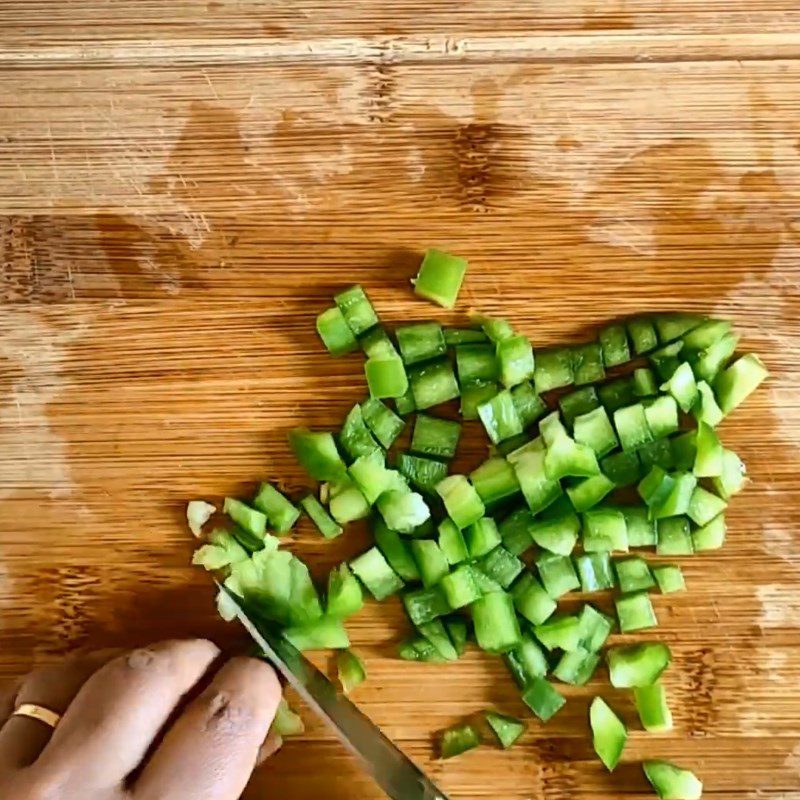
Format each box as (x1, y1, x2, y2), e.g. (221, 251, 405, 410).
(556, 136, 583, 152)
(94, 213, 207, 297)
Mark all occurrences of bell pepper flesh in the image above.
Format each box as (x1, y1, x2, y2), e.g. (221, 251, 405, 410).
(582, 508, 629, 553)
(505, 633, 549, 686)
(691, 513, 726, 552)
(628, 316, 659, 354)
(529, 496, 580, 555)
(403, 586, 451, 625)
(599, 324, 631, 367)
(615, 557, 656, 593)
(657, 516, 694, 555)
(512, 572, 557, 625)
(396, 322, 447, 366)
(536, 552, 581, 598)
(350, 547, 404, 601)
(316, 306, 359, 356)
(607, 642, 671, 687)
(614, 403, 655, 451)
(643, 761, 703, 800)
(511, 381, 548, 428)
(497, 334, 535, 388)
(334, 284, 378, 336)
(470, 457, 521, 508)
(337, 649, 367, 694)
(615, 590, 658, 633)
(439, 723, 480, 759)
(413, 249, 468, 309)
(472, 591, 522, 653)
(485, 711, 527, 749)
(715, 352, 769, 414)
(554, 647, 601, 685)
(652, 564, 686, 594)
(566, 474, 616, 512)
(361, 398, 405, 448)
(478, 546, 524, 589)
(534, 613, 581, 651)
(534, 348, 574, 394)
(410, 539, 450, 588)
(575, 552, 616, 592)
(374, 521, 420, 582)
(409, 358, 460, 409)
(437, 475, 486, 529)
(290, 428, 347, 483)
(578, 604, 614, 651)
(560, 386, 601, 427)
(590, 697, 627, 771)
(522, 677, 566, 722)
(441, 564, 483, 609)
(437, 518, 469, 565)
(635, 682, 674, 731)
(571, 342, 606, 385)
(300, 494, 343, 540)
(478, 388, 524, 444)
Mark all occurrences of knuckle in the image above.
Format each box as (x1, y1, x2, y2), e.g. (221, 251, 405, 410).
(118, 638, 220, 679)
(223, 657, 281, 701)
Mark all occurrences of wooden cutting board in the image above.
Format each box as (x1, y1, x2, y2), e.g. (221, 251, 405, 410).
(1, 3, 800, 797)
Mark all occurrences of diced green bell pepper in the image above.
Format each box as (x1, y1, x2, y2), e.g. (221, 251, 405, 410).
(599, 324, 631, 367)
(643, 761, 703, 800)
(715, 353, 768, 414)
(512, 572, 557, 625)
(497, 334, 535, 388)
(570, 342, 606, 385)
(397, 453, 448, 494)
(614, 403, 654, 451)
(290, 428, 347, 482)
(504, 633, 549, 686)
(622, 505, 657, 547)
(465, 516, 503, 559)
(441, 564, 483, 609)
(560, 386, 600, 427)
(337, 649, 367, 694)
(656, 516, 694, 555)
(529, 496, 580, 555)
(361, 398, 405, 448)
(396, 322, 446, 366)
(693, 380, 724, 427)
(566, 474, 616, 512)
(485, 711, 526, 749)
(460, 379, 499, 420)
(438, 518, 469, 565)
(410, 539, 450, 588)
(522, 678, 566, 722)
(439, 723, 480, 759)
(578, 604, 614, 651)
(582, 508, 628, 553)
(334, 285, 378, 336)
(283, 616, 350, 652)
(635, 682, 673, 731)
(553, 647, 600, 686)
(340, 404, 381, 461)
(615, 590, 658, 633)
(694, 421, 723, 477)
(374, 520, 420, 582)
(316, 306, 358, 356)
(534, 613, 581, 651)
(350, 547, 404, 600)
(376, 488, 430, 533)
(687, 485, 727, 526)
(644, 395, 680, 439)
(470, 457, 520, 508)
(478, 388, 524, 444)
(536, 553, 581, 598)
(599, 377, 637, 412)
(691, 513, 726, 551)
(414, 249, 468, 309)
(444, 327, 488, 346)
(601, 450, 643, 487)
(652, 564, 686, 594)
(409, 359, 460, 409)
(403, 586, 450, 625)
(634, 367, 659, 397)
(478, 546, 524, 589)
(360, 325, 397, 360)
(615, 557, 655, 593)
(575, 552, 615, 592)
(590, 697, 627, 771)
(224, 497, 267, 539)
(511, 381, 548, 428)
(574, 406, 619, 458)
(712, 449, 747, 498)
(472, 591, 521, 654)
(607, 642, 671, 687)
(534, 348, 574, 393)
(437, 475, 485, 529)
(628, 316, 659, 354)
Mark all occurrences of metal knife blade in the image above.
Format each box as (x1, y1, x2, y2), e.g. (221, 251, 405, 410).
(217, 583, 449, 800)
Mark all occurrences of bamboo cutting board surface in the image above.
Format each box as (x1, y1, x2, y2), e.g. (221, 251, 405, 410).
(1, 3, 800, 798)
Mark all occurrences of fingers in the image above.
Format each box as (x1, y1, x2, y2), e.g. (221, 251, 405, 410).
(133, 657, 282, 800)
(0, 654, 109, 770)
(0, 679, 21, 727)
(35, 639, 219, 793)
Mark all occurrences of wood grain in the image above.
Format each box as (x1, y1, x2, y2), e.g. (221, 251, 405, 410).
(1, 3, 800, 798)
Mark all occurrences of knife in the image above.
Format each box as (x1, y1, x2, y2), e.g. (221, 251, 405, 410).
(217, 582, 450, 800)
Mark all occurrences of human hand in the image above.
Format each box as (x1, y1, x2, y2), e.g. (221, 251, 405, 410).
(0, 639, 282, 800)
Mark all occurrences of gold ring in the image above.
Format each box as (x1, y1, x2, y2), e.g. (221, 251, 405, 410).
(12, 703, 62, 729)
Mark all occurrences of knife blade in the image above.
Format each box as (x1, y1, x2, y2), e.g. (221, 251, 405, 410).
(217, 582, 449, 800)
